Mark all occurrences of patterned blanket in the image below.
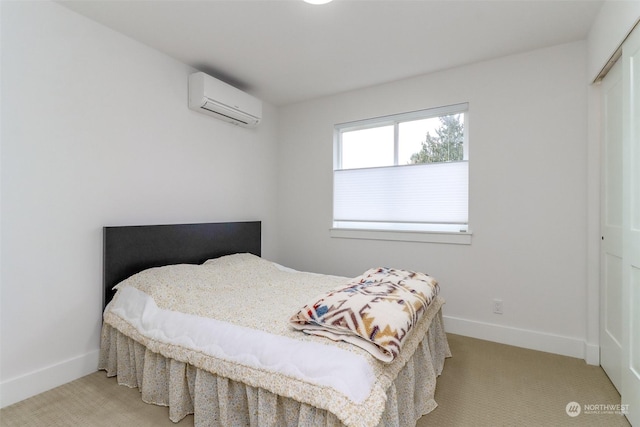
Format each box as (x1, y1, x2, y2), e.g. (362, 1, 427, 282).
(290, 267, 439, 362)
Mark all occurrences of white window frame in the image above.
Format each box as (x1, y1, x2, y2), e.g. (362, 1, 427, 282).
(331, 103, 471, 244)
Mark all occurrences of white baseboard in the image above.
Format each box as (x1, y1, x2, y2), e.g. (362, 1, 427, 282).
(443, 315, 599, 364)
(0, 350, 100, 408)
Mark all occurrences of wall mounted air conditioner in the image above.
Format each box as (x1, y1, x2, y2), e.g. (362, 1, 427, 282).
(188, 72, 262, 128)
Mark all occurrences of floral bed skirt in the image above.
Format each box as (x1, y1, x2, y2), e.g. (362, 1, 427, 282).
(99, 308, 450, 427)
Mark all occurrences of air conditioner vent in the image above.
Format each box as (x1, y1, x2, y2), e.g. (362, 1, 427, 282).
(188, 72, 262, 128)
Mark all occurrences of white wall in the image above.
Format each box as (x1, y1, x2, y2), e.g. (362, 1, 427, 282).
(0, 1, 279, 406)
(277, 41, 590, 360)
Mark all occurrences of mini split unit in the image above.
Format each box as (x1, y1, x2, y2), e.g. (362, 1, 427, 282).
(188, 72, 262, 128)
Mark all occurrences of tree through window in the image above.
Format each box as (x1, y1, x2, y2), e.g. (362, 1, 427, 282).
(409, 114, 464, 164)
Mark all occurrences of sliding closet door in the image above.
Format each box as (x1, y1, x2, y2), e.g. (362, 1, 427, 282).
(600, 22, 640, 425)
(600, 59, 623, 393)
(621, 24, 640, 427)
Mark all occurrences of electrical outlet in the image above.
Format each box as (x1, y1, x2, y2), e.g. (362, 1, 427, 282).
(493, 299, 503, 314)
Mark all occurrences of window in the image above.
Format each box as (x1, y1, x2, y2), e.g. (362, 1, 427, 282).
(332, 103, 470, 243)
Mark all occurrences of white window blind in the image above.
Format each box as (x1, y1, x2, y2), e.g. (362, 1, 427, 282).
(334, 161, 468, 226)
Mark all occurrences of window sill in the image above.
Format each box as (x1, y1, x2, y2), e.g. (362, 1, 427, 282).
(329, 228, 472, 245)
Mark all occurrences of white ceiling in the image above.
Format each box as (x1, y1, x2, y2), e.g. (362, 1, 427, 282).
(58, 0, 603, 106)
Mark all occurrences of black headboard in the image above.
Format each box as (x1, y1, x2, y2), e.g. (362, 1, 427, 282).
(103, 221, 261, 308)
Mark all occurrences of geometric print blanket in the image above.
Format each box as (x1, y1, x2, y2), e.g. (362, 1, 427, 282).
(290, 267, 440, 362)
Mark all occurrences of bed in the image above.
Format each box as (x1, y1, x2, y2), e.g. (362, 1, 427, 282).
(99, 221, 451, 427)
